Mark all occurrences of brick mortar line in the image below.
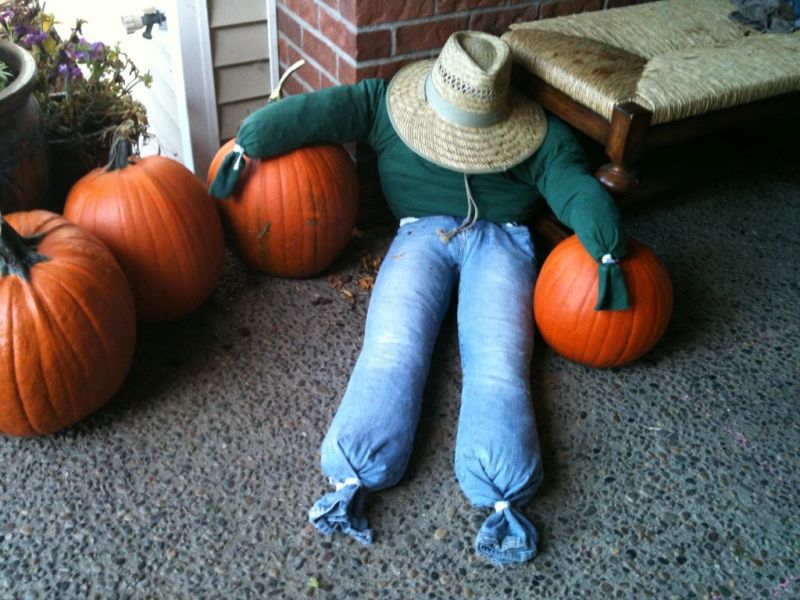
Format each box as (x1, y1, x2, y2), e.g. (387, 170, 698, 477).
(280, 35, 340, 85)
(353, 2, 549, 33)
(279, 4, 358, 68)
(317, 1, 357, 34)
(281, 5, 438, 71)
(356, 49, 440, 69)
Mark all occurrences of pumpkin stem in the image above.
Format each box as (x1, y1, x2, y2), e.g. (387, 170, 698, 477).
(106, 122, 140, 172)
(268, 59, 306, 103)
(106, 138, 136, 172)
(0, 216, 48, 281)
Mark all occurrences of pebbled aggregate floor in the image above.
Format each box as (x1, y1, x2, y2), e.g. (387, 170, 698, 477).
(1, 148, 798, 600)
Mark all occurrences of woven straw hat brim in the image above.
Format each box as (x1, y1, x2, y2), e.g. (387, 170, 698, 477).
(387, 60, 547, 174)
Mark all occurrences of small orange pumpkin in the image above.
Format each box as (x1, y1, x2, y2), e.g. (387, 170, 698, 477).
(533, 235, 673, 368)
(0, 211, 136, 436)
(64, 140, 225, 321)
(207, 138, 359, 278)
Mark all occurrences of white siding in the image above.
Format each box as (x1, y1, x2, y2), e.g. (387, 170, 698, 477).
(208, 0, 274, 141)
(209, 0, 267, 27)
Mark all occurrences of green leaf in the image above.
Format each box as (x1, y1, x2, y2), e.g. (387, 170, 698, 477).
(0, 60, 10, 92)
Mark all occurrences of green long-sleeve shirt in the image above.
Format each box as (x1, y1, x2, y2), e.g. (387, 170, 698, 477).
(210, 78, 629, 309)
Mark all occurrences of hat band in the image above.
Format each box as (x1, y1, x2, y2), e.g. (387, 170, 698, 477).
(424, 74, 505, 129)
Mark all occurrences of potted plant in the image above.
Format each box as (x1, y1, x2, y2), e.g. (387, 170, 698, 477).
(0, 10, 46, 214)
(1, 1, 151, 209)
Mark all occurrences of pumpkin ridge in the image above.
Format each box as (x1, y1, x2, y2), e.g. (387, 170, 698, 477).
(543, 249, 577, 346)
(137, 165, 199, 299)
(582, 297, 608, 366)
(309, 149, 325, 273)
(120, 170, 167, 300)
(573, 256, 598, 364)
(607, 270, 639, 366)
(629, 256, 657, 362)
(111, 170, 153, 284)
(33, 268, 109, 424)
(325, 147, 347, 264)
(297, 149, 316, 275)
(1, 282, 38, 435)
(288, 149, 300, 272)
(43, 255, 132, 368)
(167, 173, 217, 297)
(189, 180, 223, 276)
(631, 258, 659, 362)
(577, 244, 612, 366)
(612, 246, 653, 366)
(14, 282, 52, 435)
(284, 151, 299, 275)
(254, 158, 269, 267)
(310, 147, 332, 273)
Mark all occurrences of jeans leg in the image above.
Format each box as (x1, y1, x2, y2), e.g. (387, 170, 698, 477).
(455, 223, 543, 564)
(309, 217, 458, 543)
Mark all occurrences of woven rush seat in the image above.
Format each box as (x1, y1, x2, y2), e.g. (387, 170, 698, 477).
(502, 0, 800, 194)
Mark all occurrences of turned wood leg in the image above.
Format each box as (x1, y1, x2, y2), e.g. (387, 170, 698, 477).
(596, 163, 638, 195)
(597, 102, 652, 196)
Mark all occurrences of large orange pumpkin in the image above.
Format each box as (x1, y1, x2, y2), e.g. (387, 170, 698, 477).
(64, 140, 225, 322)
(207, 138, 359, 278)
(0, 211, 136, 436)
(533, 235, 672, 368)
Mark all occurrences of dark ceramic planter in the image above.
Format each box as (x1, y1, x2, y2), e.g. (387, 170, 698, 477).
(0, 40, 47, 214)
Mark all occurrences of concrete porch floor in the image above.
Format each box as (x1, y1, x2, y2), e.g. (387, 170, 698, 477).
(1, 144, 798, 600)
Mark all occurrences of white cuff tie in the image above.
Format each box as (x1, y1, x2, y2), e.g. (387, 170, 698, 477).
(232, 143, 245, 171)
(601, 253, 618, 265)
(334, 477, 361, 491)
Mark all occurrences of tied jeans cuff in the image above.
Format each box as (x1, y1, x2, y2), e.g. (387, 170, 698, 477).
(475, 502, 538, 565)
(308, 478, 372, 545)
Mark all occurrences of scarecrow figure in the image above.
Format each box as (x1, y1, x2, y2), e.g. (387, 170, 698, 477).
(210, 31, 629, 565)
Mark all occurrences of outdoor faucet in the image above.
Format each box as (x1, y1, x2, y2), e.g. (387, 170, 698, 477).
(121, 8, 167, 39)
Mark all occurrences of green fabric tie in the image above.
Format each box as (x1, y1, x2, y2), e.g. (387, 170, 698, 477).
(595, 256, 629, 311)
(209, 143, 246, 199)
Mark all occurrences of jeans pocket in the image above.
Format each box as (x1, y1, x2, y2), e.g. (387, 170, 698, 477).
(503, 223, 536, 262)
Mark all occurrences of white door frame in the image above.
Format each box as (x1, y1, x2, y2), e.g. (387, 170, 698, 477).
(172, 0, 219, 177)
(267, 0, 280, 89)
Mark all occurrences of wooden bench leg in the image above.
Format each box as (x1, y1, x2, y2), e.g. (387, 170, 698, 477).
(596, 102, 652, 196)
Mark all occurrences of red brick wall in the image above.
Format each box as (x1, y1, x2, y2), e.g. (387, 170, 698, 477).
(276, 0, 656, 93)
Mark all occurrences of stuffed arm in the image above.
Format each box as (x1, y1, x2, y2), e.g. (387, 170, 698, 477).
(530, 115, 630, 310)
(208, 79, 385, 199)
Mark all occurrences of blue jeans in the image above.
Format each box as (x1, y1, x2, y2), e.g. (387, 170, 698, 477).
(308, 216, 543, 565)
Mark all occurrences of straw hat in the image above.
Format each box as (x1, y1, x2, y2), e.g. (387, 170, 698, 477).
(386, 30, 547, 174)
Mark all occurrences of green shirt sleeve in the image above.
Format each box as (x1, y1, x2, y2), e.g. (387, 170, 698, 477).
(209, 79, 386, 199)
(529, 115, 630, 310)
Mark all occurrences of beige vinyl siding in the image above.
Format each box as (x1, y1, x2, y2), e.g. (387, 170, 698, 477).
(208, 0, 272, 140)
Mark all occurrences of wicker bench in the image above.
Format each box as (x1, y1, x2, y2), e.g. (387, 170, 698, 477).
(503, 0, 800, 195)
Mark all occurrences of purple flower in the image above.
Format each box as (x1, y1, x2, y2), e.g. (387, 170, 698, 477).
(89, 41, 105, 60)
(19, 30, 48, 47)
(57, 63, 83, 81)
(0, 10, 15, 22)
(65, 44, 88, 62)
